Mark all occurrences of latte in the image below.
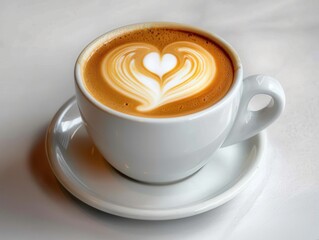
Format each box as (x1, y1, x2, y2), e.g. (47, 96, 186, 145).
(83, 26, 234, 117)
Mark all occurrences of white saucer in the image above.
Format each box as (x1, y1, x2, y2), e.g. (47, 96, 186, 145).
(46, 97, 266, 220)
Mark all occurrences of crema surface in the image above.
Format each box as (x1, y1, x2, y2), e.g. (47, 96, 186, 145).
(83, 27, 234, 117)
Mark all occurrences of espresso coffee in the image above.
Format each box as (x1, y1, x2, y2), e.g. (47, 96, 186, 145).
(83, 26, 234, 117)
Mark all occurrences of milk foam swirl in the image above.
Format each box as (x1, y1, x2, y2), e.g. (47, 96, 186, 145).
(101, 41, 216, 111)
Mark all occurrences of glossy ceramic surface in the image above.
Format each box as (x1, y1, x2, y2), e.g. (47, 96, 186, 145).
(46, 97, 266, 220)
(75, 23, 284, 183)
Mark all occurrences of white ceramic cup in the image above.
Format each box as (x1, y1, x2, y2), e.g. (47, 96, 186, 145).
(75, 22, 285, 184)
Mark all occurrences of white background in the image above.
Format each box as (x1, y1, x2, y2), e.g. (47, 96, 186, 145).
(1, 0, 318, 239)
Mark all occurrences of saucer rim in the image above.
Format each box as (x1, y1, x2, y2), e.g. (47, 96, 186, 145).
(46, 97, 266, 220)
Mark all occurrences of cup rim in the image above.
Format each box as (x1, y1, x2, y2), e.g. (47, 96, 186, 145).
(75, 22, 243, 123)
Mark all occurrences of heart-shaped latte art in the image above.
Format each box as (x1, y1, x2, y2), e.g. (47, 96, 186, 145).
(143, 52, 177, 78)
(101, 41, 216, 111)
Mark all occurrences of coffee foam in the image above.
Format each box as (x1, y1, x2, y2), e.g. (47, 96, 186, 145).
(101, 41, 216, 112)
(83, 27, 234, 117)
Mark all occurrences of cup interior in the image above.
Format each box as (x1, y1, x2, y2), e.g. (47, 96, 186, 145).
(75, 22, 243, 122)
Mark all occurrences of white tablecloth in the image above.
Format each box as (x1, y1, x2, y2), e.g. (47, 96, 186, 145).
(1, 0, 318, 239)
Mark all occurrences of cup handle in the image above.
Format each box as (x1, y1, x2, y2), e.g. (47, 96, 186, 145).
(222, 74, 285, 147)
